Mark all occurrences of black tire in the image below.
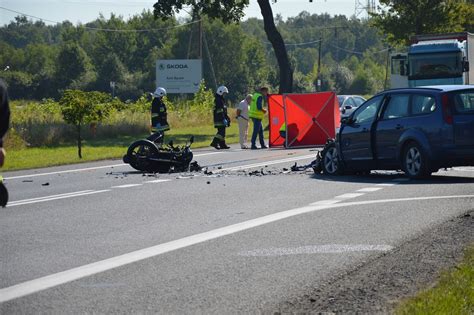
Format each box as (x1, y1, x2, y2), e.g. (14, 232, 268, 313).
(126, 140, 159, 172)
(322, 143, 344, 175)
(402, 142, 432, 179)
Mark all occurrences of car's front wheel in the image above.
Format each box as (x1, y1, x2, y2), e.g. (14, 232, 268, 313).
(322, 143, 343, 175)
(402, 142, 431, 179)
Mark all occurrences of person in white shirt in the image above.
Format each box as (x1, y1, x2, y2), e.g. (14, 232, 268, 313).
(236, 94, 252, 149)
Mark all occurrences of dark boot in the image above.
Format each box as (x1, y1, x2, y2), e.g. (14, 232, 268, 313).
(219, 140, 230, 149)
(210, 137, 221, 150)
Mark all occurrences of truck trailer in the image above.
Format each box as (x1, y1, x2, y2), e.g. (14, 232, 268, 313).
(391, 32, 473, 88)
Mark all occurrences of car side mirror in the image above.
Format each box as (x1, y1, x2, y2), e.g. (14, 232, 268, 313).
(341, 117, 352, 125)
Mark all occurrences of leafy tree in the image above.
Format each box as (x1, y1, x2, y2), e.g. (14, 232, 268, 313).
(96, 53, 127, 91)
(371, 0, 468, 46)
(59, 90, 111, 158)
(331, 66, 354, 94)
(56, 43, 94, 90)
(153, 0, 316, 93)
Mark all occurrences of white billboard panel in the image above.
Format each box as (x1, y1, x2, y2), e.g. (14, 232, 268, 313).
(156, 59, 202, 94)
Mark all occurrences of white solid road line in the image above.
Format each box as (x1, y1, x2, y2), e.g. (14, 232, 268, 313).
(238, 244, 394, 257)
(7, 190, 111, 207)
(1, 193, 472, 303)
(4, 164, 127, 180)
(217, 154, 315, 172)
(8, 190, 94, 205)
(4, 152, 223, 180)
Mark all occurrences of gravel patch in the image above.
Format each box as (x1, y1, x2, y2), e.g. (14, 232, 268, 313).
(268, 210, 474, 314)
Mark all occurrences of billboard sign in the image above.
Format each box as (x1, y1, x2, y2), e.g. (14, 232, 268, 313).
(156, 59, 202, 94)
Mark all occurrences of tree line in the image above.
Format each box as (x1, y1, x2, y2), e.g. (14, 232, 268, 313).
(1, 10, 393, 102)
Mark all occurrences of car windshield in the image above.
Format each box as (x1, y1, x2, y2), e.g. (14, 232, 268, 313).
(409, 52, 462, 80)
(337, 96, 346, 107)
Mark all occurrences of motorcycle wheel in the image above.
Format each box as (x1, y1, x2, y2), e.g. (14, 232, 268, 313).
(126, 140, 159, 172)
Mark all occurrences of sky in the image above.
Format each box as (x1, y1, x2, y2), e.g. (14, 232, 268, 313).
(0, 0, 372, 26)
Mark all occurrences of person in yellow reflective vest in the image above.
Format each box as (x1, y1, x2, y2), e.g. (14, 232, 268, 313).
(210, 85, 231, 150)
(249, 87, 269, 149)
(150, 87, 170, 144)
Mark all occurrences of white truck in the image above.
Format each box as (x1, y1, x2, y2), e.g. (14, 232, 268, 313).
(391, 32, 473, 88)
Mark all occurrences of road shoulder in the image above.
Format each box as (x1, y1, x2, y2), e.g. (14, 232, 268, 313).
(271, 209, 474, 313)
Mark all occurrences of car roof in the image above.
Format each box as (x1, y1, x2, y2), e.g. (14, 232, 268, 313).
(375, 85, 474, 96)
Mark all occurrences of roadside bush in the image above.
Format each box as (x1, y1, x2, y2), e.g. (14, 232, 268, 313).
(7, 83, 221, 149)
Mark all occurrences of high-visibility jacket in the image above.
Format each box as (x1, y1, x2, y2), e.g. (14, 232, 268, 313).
(279, 123, 286, 133)
(151, 97, 170, 132)
(249, 92, 265, 120)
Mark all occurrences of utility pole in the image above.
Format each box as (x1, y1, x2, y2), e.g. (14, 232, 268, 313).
(316, 37, 322, 91)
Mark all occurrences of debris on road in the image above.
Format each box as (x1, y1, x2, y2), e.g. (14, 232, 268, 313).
(41, 182, 50, 186)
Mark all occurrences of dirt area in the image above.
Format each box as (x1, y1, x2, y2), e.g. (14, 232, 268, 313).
(269, 210, 474, 314)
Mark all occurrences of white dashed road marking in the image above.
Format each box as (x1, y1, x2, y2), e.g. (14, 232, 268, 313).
(239, 244, 394, 257)
(2, 194, 472, 303)
(335, 193, 365, 199)
(357, 187, 383, 192)
(145, 179, 172, 184)
(111, 184, 143, 189)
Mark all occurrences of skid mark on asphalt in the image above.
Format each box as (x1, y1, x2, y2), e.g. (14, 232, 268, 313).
(2, 194, 472, 303)
(238, 245, 394, 257)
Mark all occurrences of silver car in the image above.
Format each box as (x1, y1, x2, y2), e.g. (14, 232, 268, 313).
(337, 95, 366, 118)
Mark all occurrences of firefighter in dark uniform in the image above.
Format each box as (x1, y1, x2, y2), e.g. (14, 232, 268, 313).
(210, 85, 230, 150)
(149, 87, 169, 145)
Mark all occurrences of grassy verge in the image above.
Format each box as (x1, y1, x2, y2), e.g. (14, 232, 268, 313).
(396, 245, 474, 314)
(3, 124, 240, 171)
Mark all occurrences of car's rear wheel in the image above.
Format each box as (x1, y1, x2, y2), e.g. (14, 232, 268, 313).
(402, 142, 431, 179)
(322, 144, 343, 175)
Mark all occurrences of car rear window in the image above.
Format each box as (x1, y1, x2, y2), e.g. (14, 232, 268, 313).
(412, 95, 436, 115)
(451, 90, 474, 114)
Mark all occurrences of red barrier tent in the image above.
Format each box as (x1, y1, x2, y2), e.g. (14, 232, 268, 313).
(268, 92, 340, 148)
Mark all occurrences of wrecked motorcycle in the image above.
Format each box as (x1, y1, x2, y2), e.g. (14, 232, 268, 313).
(123, 133, 195, 173)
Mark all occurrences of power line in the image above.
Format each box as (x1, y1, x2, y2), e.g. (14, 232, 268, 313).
(0, 6, 201, 32)
(330, 43, 389, 55)
(265, 39, 322, 46)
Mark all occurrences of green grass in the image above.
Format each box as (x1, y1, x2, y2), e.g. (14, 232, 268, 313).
(3, 124, 241, 171)
(396, 245, 474, 315)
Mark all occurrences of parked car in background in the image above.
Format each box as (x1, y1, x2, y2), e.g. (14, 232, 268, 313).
(337, 95, 366, 117)
(322, 85, 474, 178)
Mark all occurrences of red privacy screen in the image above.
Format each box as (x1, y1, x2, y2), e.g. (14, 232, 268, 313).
(268, 92, 340, 148)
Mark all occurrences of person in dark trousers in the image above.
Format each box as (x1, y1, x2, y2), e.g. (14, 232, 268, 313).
(149, 87, 169, 145)
(0, 79, 10, 167)
(210, 85, 230, 150)
(249, 86, 269, 149)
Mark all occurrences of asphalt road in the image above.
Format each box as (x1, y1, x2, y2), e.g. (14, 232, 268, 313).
(1, 145, 473, 313)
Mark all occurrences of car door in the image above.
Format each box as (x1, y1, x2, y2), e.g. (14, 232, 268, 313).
(340, 95, 385, 170)
(452, 90, 474, 151)
(375, 94, 410, 166)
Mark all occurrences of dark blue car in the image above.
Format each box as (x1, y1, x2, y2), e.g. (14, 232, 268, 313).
(322, 85, 474, 178)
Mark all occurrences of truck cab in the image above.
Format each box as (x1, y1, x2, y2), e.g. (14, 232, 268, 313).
(390, 32, 473, 89)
